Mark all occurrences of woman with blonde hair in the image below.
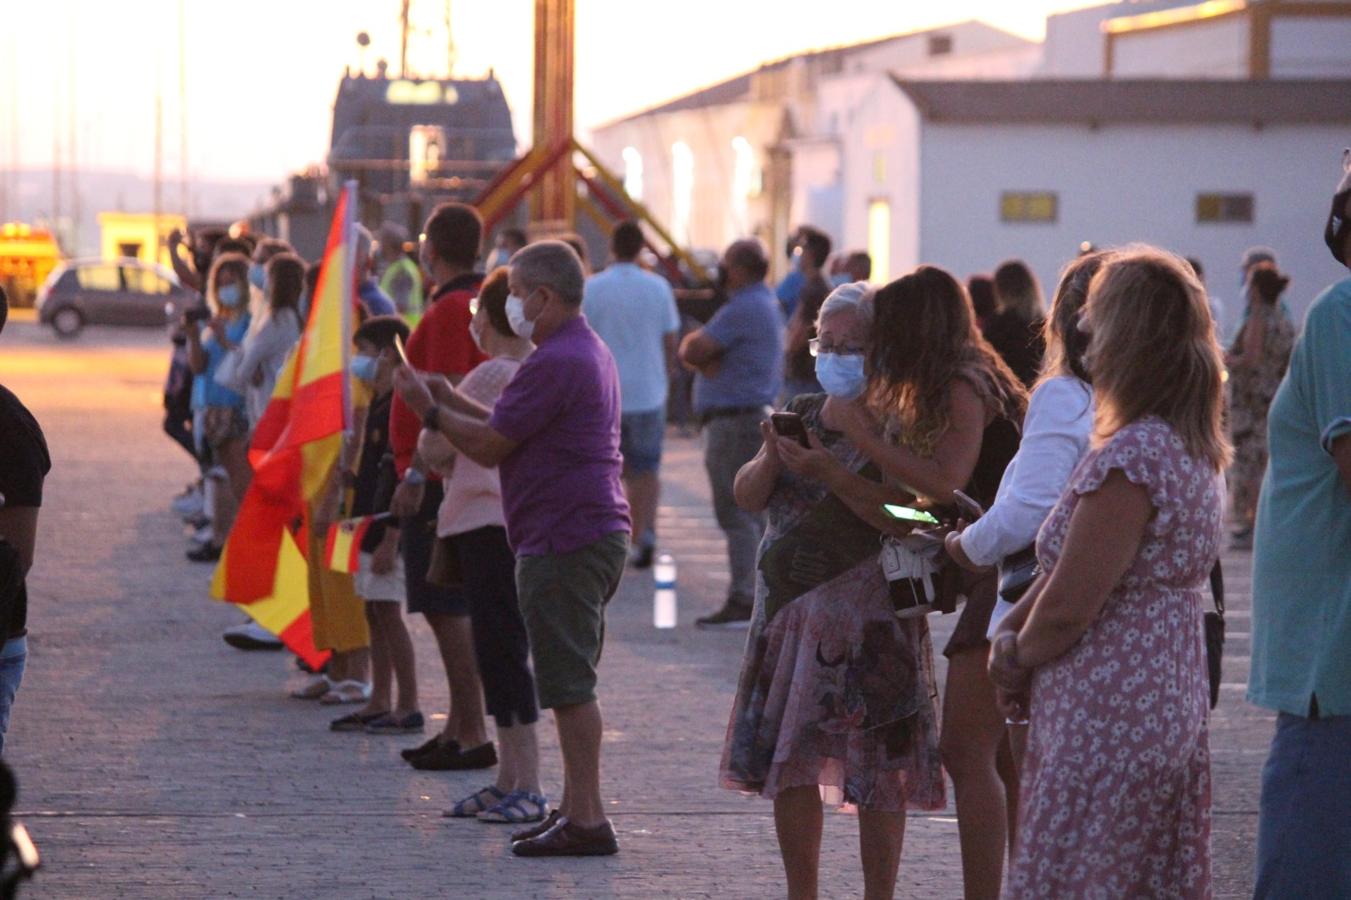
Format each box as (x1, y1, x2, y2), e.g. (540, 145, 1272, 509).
(990, 247, 1228, 898)
(834, 265, 1026, 899)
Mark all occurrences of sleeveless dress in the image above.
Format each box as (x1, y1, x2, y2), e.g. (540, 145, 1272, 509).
(1005, 418, 1223, 899)
(719, 394, 945, 813)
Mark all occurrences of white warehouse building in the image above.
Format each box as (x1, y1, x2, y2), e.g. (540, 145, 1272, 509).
(590, 0, 1351, 325)
(842, 77, 1351, 333)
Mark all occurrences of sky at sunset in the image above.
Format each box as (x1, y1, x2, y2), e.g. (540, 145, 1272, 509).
(3, 0, 1092, 188)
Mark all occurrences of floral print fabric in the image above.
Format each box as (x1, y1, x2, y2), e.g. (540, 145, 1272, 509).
(719, 395, 945, 813)
(1228, 305, 1296, 520)
(1006, 418, 1223, 899)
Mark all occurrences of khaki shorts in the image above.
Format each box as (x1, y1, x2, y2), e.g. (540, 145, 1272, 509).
(515, 532, 627, 710)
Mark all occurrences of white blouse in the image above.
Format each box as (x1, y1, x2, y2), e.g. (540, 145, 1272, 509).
(960, 375, 1095, 567)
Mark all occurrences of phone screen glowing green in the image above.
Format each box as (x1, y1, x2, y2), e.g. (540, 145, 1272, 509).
(881, 504, 940, 525)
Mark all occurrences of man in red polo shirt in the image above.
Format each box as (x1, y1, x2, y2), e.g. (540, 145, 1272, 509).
(389, 202, 494, 769)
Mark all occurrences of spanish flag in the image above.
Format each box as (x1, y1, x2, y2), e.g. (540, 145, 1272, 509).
(210, 182, 358, 665)
(324, 514, 387, 575)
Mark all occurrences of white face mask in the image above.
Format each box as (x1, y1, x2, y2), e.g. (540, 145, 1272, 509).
(505, 291, 537, 341)
(468, 316, 486, 352)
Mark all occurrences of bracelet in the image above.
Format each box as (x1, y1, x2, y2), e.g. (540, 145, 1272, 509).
(403, 468, 427, 486)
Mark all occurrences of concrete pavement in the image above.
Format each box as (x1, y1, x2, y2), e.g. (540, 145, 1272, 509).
(1, 323, 1266, 897)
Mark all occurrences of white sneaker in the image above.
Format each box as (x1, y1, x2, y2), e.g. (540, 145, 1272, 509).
(222, 620, 283, 651)
(172, 486, 204, 520)
(192, 523, 214, 546)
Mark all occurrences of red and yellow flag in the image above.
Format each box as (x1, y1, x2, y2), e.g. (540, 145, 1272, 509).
(324, 514, 385, 575)
(210, 182, 358, 664)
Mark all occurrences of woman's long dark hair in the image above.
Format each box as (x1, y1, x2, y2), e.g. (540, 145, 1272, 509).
(866, 266, 1026, 455)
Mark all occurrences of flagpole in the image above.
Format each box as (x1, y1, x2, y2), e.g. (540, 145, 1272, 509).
(341, 180, 358, 435)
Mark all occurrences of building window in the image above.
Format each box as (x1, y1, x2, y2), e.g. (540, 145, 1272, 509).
(867, 199, 891, 284)
(622, 146, 644, 202)
(928, 34, 953, 56)
(1000, 191, 1058, 224)
(1196, 193, 1253, 224)
(671, 141, 694, 247)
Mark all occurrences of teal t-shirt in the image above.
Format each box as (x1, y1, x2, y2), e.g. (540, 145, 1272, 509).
(1247, 276, 1351, 717)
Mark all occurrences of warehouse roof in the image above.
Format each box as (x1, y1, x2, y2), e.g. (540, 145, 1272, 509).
(891, 78, 1351, 125)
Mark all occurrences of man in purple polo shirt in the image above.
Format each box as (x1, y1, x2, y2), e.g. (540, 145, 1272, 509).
(393, 240, 630, 858)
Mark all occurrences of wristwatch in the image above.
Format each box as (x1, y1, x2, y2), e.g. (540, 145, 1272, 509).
(421, 405, 441, 432)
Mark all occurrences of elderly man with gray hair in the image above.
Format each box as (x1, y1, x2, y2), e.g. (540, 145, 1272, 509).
(679, 238, 785, 628)
(393, 239, 631, 857)
(354, 224, 397, 316)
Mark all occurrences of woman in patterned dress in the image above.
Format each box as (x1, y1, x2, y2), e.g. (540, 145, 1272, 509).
(1224, 265, 1296, 549)
(721, 283, 945, 900)
(989, 248, 1229, 899)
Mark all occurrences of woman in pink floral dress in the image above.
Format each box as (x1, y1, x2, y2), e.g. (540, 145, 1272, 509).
(990, 249, 1229, 899)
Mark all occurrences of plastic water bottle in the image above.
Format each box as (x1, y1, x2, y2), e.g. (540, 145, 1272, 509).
(654, 553, 677, 629)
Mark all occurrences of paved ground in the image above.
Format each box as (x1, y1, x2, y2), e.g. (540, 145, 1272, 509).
(2, 322, 1266, 898)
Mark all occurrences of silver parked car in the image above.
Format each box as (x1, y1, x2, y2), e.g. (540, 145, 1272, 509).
(36, 258, 196, 337)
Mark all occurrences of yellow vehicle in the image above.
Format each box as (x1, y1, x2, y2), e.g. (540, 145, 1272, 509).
(0, 223, 63, 308)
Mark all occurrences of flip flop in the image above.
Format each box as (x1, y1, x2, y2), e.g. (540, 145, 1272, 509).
(477, 790, 548, 825)
(443, 785, 506, 819)
(290, 675, 332, 700)
(364, 711, 425, 735)
(319, 680, 372, 705)
(330, 710, 388, 732)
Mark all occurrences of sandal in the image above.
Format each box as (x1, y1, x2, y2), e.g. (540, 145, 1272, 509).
(364, 711, 425, 735)
(290, 675, 332, 700)
(319, 680, 372, 705)
(330, 710, 387, 732)
(477, 790, 549, 825)
(443, 785, 505, 819)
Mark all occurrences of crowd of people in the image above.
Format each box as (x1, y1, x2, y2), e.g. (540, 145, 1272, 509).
(0, 149, 1341, 894)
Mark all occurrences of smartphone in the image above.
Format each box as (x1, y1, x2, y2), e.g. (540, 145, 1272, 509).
(770, 412, 811, 448)
(952, 489, 985, 521)
(392, 332, 411, 367)
(882, 504, 941, 525)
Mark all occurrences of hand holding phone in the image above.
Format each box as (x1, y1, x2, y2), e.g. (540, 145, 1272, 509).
(952, 489, 985, 521)
(770, 412, 811, 448)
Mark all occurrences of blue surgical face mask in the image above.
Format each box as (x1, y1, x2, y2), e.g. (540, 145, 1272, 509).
(217, 282, 243, 308)
(815, 352, 867, 399)
(350, 354, 379, 384)
(248, 262, 266, 291)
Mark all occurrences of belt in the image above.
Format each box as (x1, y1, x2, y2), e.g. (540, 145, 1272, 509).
(700, 405, 767, 425)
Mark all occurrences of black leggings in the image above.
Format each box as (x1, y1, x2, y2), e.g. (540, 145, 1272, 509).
(453, 526, 539, 728)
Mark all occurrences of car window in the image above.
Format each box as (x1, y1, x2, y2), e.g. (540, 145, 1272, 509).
(76, 265, 122, 291)
(121, 267, 171, 295)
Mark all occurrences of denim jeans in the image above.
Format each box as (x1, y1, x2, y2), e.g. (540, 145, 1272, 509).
(702, 411, 767, 608)
(1254, 711, 1351, 898)
(0, 636, 27, 756)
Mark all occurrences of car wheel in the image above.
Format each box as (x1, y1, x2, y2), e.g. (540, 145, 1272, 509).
(51, 307, 84, 338)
